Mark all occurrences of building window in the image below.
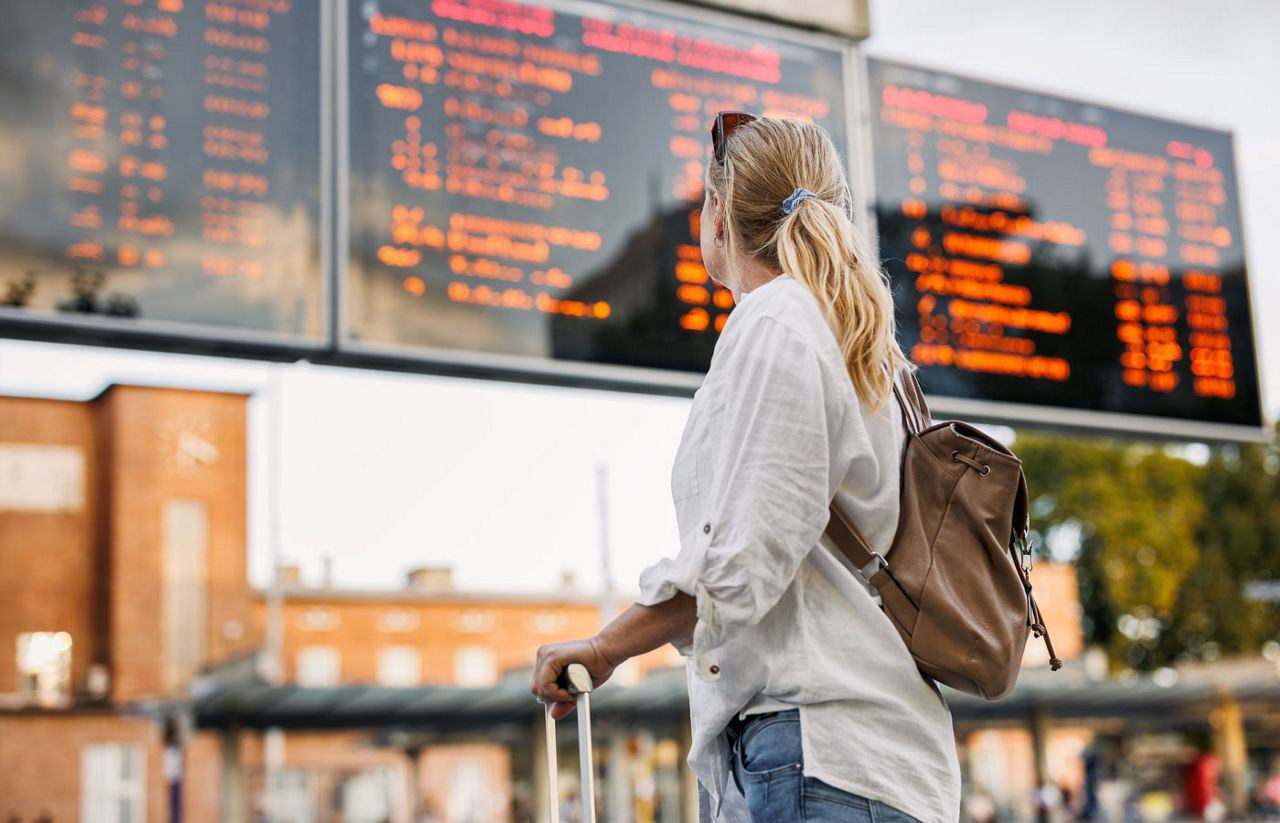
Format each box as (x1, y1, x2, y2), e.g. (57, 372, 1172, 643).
(298, 608, 340, 631)
(454, 646, 497, 688)
(531, 612, 567, 634)
(16, 631, 72, 706)
(162, 499, 208, 694)
(455, 610, 494, 633)
(296, 646, 340, 687)
(377, 609, 420, 632)
(377, 646, 420, 687)
(340, 767, 398, 823)
(0, 444, 85, 512)
(449, 758, 495, 822)
(81, 743, 145, 823)
(264, 770, 315, 823)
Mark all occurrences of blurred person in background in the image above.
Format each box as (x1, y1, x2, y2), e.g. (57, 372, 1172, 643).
(1254, 767, 1280, 819)
(962, 786, 996, 823)
(532, 114, 959, 823)
(1184, 748, 1220, 820)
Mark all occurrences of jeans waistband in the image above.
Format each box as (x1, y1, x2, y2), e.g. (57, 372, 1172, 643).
(727, 708, 797, 738)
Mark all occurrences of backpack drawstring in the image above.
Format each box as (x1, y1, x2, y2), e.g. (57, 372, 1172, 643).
(1026, 588, 1063, 671)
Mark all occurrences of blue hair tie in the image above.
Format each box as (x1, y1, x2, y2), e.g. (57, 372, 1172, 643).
(781, 187, 818, 215)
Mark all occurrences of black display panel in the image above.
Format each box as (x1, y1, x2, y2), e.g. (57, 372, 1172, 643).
(0, 0, 325, 345)
(869, 59, 1262, 436)
(344, 0, 848, 376)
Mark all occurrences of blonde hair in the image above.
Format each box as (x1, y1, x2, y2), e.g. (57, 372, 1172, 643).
(708, 116, 910, 412)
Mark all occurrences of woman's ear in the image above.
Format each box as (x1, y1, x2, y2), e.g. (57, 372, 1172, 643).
(710, 193, 724, 241)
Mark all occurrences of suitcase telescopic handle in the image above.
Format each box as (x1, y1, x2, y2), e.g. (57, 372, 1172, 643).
(544, 663, 596, 823)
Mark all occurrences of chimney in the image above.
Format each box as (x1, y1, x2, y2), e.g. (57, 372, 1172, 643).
(407, 566, 453, 591)
(277, 564, 302, 586)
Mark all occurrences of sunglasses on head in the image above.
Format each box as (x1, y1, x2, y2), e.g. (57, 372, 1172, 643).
(711, 111, 758, 165)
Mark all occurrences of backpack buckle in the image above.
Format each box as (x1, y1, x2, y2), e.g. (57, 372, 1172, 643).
(1015, 533, 1034, 575)
(854, 551, 890, 588)
(857, 550, 888, 576)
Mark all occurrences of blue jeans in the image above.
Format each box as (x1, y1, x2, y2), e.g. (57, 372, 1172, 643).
(722, 710, 924, 822)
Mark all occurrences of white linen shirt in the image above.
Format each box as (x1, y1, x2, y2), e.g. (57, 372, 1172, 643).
(637, 275, 961, 823)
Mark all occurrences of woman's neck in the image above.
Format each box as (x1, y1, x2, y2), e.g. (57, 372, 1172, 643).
(732, 255, 782, 299)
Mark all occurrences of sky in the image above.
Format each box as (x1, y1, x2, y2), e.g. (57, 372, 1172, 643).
(0, 0, 1276, 597)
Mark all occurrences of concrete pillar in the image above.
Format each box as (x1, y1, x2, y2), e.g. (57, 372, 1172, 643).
(631, 730, 656, 823)
(220, 723, 246, 823)
(1212, 690, 1248, 816)
(405, 745, 424, 823)
(263, 727, 284, 818)
(533, 714, 552, 823)
(606, 730, 629, 822)
(1029, 705, 1053, 823)
(680, 716, 697, 823)
(1031, 706, 1052, 785)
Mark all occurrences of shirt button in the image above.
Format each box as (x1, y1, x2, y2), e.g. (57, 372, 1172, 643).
(702, 523, 711, 534)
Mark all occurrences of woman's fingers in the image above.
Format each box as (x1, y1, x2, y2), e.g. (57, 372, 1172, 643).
(531, 640, 582, 702)
(531, 637, 614, 722)
(535, 680, 574, 703)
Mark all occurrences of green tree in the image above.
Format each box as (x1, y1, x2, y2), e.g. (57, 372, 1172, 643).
(1015, 435, 1204, 670)
(1158, 423, 1280, 664)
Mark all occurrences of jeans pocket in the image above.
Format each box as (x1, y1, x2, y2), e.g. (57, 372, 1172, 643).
(869, 799, 925, 823)
(737, 711, 803, 778)
(800, 778, 874, 821)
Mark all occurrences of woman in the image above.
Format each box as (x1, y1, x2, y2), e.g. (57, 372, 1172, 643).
(531, 113, 960, 823)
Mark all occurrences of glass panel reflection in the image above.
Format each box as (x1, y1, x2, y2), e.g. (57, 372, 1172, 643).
(868, 58, 1261, 428)
(0, 1, 325, 341)
(345, 0, 849, 374)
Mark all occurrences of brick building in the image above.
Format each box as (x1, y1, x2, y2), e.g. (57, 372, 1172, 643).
(0, 384, 684, 823)
(237, 568, 685, 823)
(265, 566, 680, 691)
(1, 385, 258, 823)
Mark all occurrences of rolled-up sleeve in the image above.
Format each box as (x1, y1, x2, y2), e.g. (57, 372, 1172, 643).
(639, 313, 853, 679)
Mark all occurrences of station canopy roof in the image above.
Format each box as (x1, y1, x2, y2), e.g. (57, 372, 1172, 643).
(190, 653, 1280, 733)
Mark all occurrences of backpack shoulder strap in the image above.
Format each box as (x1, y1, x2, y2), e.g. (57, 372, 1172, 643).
(892, 368, 931, 435)
(827, 369, 925, 575)
(826, 501, 877, 570)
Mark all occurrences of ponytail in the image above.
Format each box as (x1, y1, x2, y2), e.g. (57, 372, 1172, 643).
(708, 117, 909, 412)
(775, 196, 907, 411)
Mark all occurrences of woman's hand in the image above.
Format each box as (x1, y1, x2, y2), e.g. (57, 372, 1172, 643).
(530, 594, 697, 719)
(531, 636, 616, 720)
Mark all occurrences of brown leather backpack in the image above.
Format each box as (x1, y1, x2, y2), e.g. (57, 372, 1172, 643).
(826, 369, 1061, 700)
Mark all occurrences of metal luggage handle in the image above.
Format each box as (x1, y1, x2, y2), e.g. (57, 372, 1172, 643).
(544, 663, 595, 823)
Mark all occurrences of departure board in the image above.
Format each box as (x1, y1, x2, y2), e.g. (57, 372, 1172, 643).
(343, 0, 848, 375)
(0, 0, 324, 345)
(869, 59, 1262, 436)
